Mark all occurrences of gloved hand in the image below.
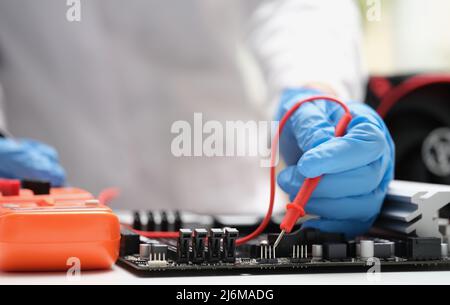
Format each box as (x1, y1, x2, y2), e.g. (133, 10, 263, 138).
(0, 138, 66, 186)
(276, 88, 395, 239)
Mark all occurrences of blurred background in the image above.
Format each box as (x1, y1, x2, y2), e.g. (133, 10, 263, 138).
(360, 0, 450, 74)
(0, 0, 449, 212)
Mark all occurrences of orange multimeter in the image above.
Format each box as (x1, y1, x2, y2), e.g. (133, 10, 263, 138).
(0, 179, 120, 271)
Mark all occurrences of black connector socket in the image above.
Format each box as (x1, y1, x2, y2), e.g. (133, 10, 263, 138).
(192, 228, 207, 263)
(120, 227, 140, 256)
(177, 229, 192, 264)
(208, 228, 224, 263)
(222, 228, 239, 263)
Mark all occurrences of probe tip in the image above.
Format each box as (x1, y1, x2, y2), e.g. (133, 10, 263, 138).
(273, 230, 285, 249)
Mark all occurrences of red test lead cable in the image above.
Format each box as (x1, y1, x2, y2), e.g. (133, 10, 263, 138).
(238, 95, 352, 246)
(126, 96, 352, 244)
(122, 224, 180, 239)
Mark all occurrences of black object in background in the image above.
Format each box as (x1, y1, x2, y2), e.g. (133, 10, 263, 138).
(146, 211, 155, 231)
(365, 74, 450, 217)
(366, 74, 450, 185)
(132, 211, 142, 230)
(160, 211, 169, 231)
(21, 179, 51, 195)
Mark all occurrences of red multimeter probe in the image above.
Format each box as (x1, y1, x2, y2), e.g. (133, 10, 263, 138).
(273, 96, 352, 248)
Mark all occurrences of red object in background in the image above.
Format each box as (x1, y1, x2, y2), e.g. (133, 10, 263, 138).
(370, 74, 450, 118)
(124, 225, 180, 239)
(0, 180, 120, 271)
(370, 76, 393, 100)
(98, 187, 120, 205)
(0, 179, 20, 196)
(368, 73, 450, 200)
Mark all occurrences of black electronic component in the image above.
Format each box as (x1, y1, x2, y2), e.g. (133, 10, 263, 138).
(160, 211, 169, 231)
(406, 237, 441, 260)
(323, 243, 347, 260)
(192, 228, 207, 263)
(222, 228, 239, 263)
(394, 240, 407, 258)
(21, 179, 51, 195)
(119, 227, 140, 256)
(151, 244, 168, 261)
(132, 211, 142, 230)
(347, 240, 357, 258)
(268, 228, 345, 258)
(177, 229, 192, 264)
(374, 242, 394, 259)
(174, 211, 182, 231)
(146, 211, 155, 231)
(208, 228, 223, 263)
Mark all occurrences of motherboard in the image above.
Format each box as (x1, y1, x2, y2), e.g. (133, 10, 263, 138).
(117, 209, 450, 277)
(116, 181, 450, 277)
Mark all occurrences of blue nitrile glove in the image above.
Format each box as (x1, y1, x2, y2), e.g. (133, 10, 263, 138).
(276, 88, 395, 239)
(0, 138, 66, 186)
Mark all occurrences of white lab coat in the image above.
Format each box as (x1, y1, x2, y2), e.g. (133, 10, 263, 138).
(0, 0, 365, 214)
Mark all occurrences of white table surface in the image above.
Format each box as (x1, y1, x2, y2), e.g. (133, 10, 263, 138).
(1, 265, 449, 285)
